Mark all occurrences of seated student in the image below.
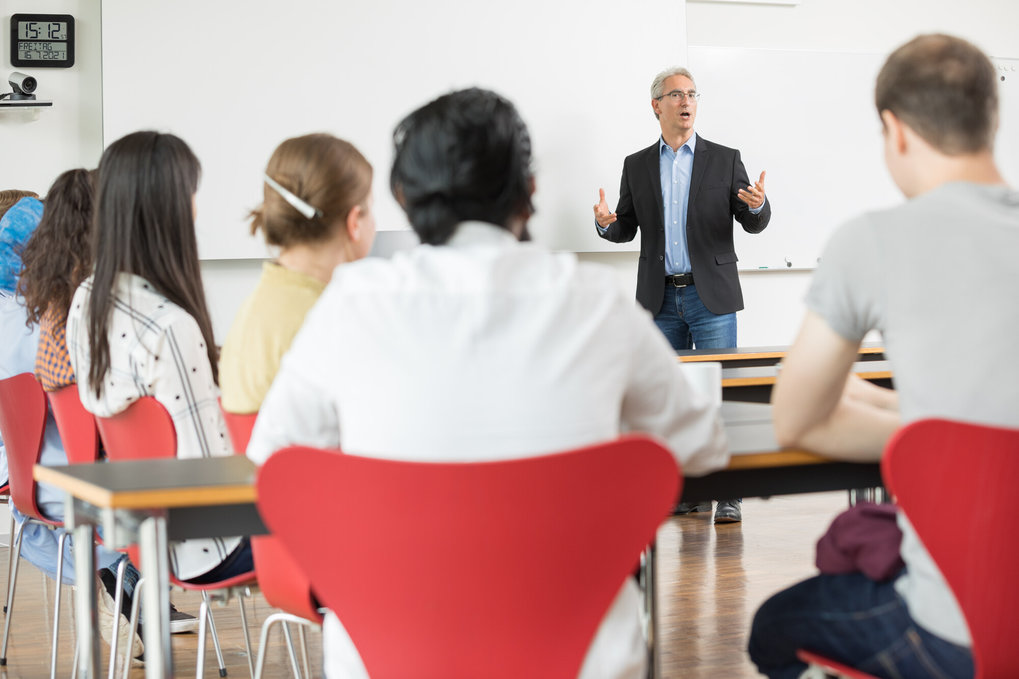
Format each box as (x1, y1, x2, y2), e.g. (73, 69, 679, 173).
(0, 191, 37, 488)
(748, 34, 1016, 679)
(0, 196, 82, 574)
(0, 190, 39, 222)
(247, 88, 730, 679)
(1, 196, 131, 625)
(17, 169, 198, 645)
(20, 169, 99, 392)
(219, 133, 374, 414)
(66, 131, 253, 585)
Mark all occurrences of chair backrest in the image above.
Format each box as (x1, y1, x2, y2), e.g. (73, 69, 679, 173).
(225, 406, 320, 621)
(882, 419, 1019, 679)
(220, 406, 257, 455)
(47, 384, 102, 465)
(0, 373, 50, 521)
(251, 535, 322, 623)
(257, 435, 681, 679)
(95, 396, 177, 461)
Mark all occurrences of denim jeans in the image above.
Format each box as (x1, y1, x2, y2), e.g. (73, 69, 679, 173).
(748, 572, 973, 679)
(653, 283, 736, 350)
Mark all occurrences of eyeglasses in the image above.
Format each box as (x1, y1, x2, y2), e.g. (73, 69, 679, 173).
(656, 89, 700, 102)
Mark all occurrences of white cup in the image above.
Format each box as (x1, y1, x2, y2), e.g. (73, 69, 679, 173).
(679, 361, 722, 409)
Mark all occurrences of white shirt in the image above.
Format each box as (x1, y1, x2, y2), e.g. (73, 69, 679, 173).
(67, 273, 241, 580)
(249, 221, 729, 678)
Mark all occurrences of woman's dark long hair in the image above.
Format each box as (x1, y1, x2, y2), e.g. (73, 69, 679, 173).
(87, 131, 218, 397)
(18, 168, 97, 325)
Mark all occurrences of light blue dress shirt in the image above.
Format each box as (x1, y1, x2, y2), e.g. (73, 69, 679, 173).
(598, 132, 765, 275)
(660, 135, 696, 274)
(659, 133, 765, 275)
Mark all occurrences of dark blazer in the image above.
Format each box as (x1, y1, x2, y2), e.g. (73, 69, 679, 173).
(597, 136, 771, 316)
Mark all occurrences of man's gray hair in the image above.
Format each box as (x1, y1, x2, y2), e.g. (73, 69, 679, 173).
(650, 66, 696, 99)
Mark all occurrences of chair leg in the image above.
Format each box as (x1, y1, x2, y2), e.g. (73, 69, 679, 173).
(49, 531, 68, 679)
(297, 623, 311, 679)
(2, 509, 12, 613)
(281, 623, 303, 678)
(0, 519, 27, 664)
(237, 591, 254, 678)
(201, 591, 228, 677)
(121, 576, 145, 679)
(253, 612, 313, 679)
(197, 596, 209, 679)
(2, 514, 21, 616)
(107, 556, 129, 679)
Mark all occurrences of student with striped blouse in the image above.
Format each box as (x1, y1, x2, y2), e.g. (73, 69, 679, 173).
(67, 131, 253, 584)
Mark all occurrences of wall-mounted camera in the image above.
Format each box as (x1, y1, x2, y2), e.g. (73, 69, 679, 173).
(0, 71, 50, 109)
(8, 72, 38, 100)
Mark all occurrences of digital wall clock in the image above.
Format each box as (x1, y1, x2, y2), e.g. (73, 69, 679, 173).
(10, 13, 75, 68)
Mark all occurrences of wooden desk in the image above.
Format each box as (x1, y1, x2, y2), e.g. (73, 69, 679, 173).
(35, 456, 263, 679)
(677, 341, 884, 368)
(681, 402, 882, 502)
(721, 360, 893, 403)
(36, 404, 879, 678)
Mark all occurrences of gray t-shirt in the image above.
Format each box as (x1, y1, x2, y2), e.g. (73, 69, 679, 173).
(807, 181, 1019, 647)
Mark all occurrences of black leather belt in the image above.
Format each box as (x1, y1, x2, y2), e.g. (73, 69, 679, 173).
(665, 273, 695, 287)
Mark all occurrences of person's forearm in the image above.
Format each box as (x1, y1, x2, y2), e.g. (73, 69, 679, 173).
(788, 396, 900, 462)
(844, 374, 899, 412)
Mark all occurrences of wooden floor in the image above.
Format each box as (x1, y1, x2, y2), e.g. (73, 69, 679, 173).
(0, 491, 847, 678)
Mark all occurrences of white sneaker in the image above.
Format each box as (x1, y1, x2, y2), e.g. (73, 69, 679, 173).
(97, 570, 144, 660)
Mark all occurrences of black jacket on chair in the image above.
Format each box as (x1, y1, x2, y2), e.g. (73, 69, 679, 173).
(597, 135, 771, 316)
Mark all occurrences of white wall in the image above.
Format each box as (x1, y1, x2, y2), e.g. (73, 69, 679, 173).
(685, 0, 1019, 56)
(0, 1, 103, 194)
(580, 0, 1019, 347)
(0, 1, 102, 537)
(13, 0, 1019, 349)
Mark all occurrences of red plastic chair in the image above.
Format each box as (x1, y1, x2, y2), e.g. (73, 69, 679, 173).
(221, 404, 319, 674)
(95, 396, 257, 678)
(256, 436, 681, 679)
(220, 405, 321, 679)
(796, 649, 879, 679)
(46, 383, 102, 465)
(220, 407, 257, 455)
(798, 418, 1019, 679)
(0, 373, 71, 678)
(882, 419, 1019, 679)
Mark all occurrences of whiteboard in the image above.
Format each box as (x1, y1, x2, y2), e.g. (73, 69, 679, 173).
(101, 0, 685, 259)
(687, 46, 1019, 270)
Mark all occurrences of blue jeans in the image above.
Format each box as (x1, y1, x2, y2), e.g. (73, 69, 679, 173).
(748, 572, 973, 679)
(653, 283, 736, 350)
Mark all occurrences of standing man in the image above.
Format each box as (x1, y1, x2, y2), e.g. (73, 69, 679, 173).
(595, 66, 771, 523)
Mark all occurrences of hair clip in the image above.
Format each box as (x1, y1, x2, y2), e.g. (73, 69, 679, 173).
(264, 174, 323, 220)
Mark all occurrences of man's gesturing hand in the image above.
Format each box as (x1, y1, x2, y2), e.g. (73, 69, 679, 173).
(593, 188, 617, 227)
(737, 171, 767, 209)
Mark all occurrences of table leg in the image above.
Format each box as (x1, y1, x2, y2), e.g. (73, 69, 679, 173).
(641, 542, 658, 679)
(139, 516, 172, 679)
(73, 522, 99, 678)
